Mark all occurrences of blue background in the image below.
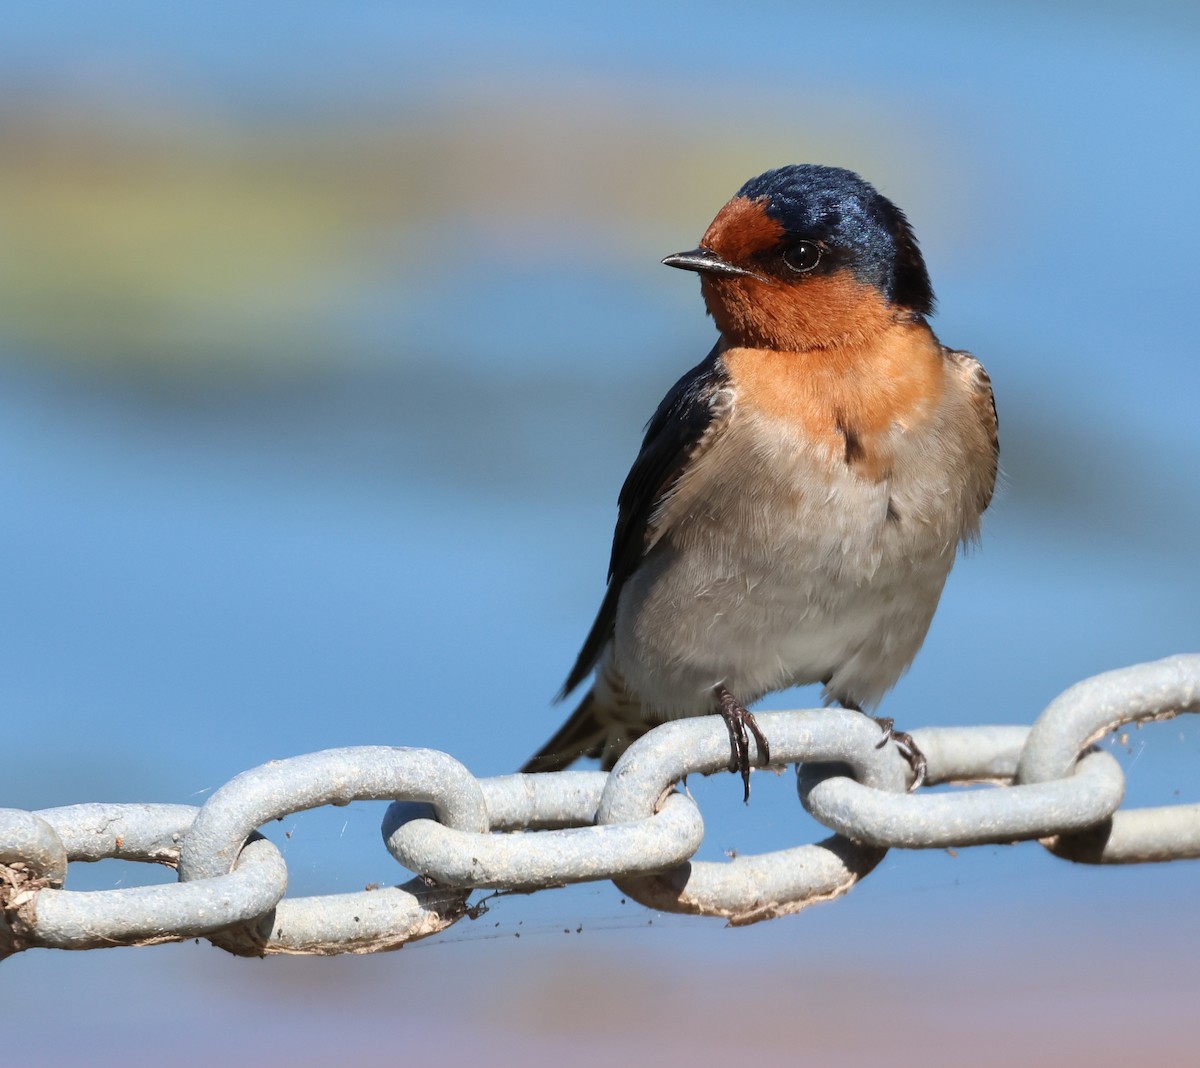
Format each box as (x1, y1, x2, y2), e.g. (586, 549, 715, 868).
(2, 3, 1197, 1064)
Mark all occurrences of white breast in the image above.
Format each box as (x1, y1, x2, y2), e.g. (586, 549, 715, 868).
(608, 394, 976, 718)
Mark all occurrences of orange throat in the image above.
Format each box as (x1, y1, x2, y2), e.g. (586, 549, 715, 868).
(720, 319, 946, 481)
(702, 267, 906, 352)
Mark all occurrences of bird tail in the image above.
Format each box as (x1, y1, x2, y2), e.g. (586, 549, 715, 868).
(523, 663, 659, 773)
(520, 690, 610, 774)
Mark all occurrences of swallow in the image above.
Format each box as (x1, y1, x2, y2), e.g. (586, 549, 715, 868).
(523, 164, 998, 799)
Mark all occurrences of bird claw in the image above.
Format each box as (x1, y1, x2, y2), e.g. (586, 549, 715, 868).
(872, 715, 926, 791)
(716, 686, 770, 803)
(872, 716, 894, 748)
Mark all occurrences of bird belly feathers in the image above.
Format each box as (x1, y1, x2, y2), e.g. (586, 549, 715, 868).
(609, 388, 983, 718)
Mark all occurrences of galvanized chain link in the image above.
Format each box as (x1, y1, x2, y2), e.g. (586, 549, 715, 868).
(2, 654, 1197, 958)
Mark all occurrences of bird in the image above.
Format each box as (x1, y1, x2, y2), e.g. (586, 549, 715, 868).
(522, 164, 998, 799)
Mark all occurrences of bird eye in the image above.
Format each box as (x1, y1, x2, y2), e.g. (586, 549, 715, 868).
(782, 240, 821, 273)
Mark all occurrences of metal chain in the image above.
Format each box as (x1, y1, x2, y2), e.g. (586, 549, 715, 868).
(2, 654, 1197, 958)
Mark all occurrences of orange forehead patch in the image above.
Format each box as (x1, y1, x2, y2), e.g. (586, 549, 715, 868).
(701, 196, 785, 262)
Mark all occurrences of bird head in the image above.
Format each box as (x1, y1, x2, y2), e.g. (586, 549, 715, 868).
(663, 165, 934, 351)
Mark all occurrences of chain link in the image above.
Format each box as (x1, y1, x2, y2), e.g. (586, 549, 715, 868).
(2, 654, 1196, 958)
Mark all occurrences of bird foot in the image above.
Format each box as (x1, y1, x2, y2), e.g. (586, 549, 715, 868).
(715, 685, 770, 803)
(871, 715, 926, 791)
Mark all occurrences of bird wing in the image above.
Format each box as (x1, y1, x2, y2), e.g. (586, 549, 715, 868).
(944, 347, 999, 514)
(559, 341, 730, 697)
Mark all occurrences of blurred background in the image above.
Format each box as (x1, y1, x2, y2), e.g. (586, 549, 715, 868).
(2, 2, 1198, 1064)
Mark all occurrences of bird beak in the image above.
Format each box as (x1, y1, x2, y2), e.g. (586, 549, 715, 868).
(661, 247, 767, 282)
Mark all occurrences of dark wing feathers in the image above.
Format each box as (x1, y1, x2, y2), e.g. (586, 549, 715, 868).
(558, 343, 728, 698)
